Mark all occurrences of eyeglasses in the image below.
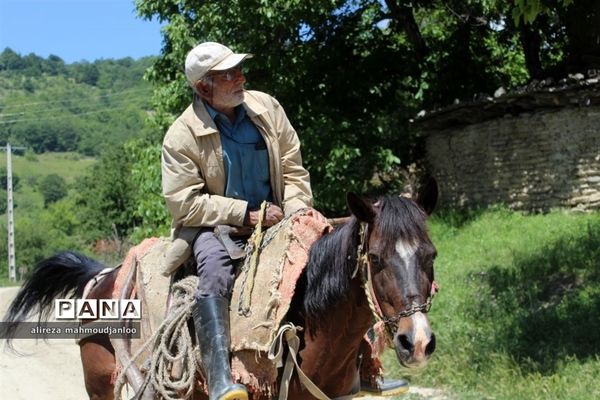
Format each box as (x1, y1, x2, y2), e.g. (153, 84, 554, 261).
(206, 64, 244, 82)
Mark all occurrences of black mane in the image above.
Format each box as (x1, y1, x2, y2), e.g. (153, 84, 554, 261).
(302, 196, 429, 326)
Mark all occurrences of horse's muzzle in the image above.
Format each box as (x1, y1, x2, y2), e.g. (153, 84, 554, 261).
(393, 313, 435, 368)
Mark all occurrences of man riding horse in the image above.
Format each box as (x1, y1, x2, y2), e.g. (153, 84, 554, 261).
(161, 42, 407, 400)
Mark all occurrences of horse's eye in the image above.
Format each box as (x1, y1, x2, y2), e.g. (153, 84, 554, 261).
(369, 254, 385, 271)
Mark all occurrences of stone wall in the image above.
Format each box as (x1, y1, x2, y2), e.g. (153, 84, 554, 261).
(424, 106, 600, 211)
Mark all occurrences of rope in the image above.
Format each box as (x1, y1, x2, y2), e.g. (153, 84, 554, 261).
(238, 200, 269, 316)
(355, 222, 383, 325)
(113, 276, 200, 400)
(360, 263, 384, 326)
(356, 222, 394, 351)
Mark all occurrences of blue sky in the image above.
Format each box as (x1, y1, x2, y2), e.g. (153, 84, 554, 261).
(0, 0, 164, 63)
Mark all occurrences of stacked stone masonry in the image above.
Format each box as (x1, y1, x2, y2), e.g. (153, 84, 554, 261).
(425, 107, 600, 211)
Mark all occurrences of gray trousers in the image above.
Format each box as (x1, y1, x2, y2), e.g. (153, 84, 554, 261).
(192, 228, 248, 299)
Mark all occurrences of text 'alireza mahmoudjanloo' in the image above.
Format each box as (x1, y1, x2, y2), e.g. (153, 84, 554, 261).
(54, 299, 142, 320)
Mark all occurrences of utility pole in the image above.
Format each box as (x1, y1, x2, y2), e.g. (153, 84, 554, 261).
(2, 143, 26, 281)
(6, 143, 15, 281)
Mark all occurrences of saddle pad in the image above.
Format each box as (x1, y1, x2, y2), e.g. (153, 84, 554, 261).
(109, 237, 172, 372)
(229, 209, 332, 394)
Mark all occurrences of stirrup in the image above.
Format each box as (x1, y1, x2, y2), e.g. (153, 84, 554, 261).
(219, 384, 249, 400)
(356, 378, 409, 397)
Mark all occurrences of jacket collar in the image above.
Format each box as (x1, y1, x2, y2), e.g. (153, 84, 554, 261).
(184, 91, 268, 137)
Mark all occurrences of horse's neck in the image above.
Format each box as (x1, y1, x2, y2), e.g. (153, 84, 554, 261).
(299, 279, 373, 397)
(87, 268, 119, 300)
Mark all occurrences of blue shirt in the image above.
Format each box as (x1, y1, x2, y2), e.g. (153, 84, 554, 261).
(205, 102, 273, 209)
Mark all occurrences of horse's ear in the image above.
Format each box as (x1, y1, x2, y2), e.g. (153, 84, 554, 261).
(347, 192, 376, 223)
(414, 176, 438, 215)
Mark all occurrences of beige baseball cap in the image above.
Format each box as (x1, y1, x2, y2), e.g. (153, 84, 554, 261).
(185, 42, 253, 86)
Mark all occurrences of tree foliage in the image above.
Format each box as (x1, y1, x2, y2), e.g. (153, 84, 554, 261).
(134, 0, 585, 213)
(0, 207, 85, 280)
(72, 145, 141, 242)
(0, 190, 6, 214)
(126, 139, 170, 241)
(512, 0, 574, 25)
(0, 167, 20, 191)
(38, 173, 67, 207)
(131, 0, 598, 214)
(0, 50, 156, 155)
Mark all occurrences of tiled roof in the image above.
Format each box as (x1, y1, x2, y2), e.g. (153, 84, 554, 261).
(413, 74, 600, 131)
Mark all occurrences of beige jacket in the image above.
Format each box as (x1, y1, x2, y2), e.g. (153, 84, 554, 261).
(162, 90, 313, 238)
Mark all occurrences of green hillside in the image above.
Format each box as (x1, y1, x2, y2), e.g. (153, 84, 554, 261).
(0, 48, 156, 155)
(0, 49, 159, 284)
(0, 151, 95, 212)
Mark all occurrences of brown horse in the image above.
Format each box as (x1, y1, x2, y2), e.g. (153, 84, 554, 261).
(2, 188, 438, 400)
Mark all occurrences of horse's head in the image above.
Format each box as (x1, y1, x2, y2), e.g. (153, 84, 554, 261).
(347, 177, 438, 368)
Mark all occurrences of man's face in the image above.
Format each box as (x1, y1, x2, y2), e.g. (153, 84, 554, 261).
(200, 65, 246, 110)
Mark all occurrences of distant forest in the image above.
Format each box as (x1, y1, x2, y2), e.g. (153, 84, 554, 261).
(0, 48, 156, 155)
(0, 49, 166, 281)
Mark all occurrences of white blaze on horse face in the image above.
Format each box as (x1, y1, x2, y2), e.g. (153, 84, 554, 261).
(411, 312, 431, 356)
(395, 239, 418, 266)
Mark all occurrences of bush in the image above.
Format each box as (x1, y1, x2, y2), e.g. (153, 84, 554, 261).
(24, 149, 38, 162)
(0, 191, 6, 214)
(38, 174, 67, 207)
(0, 167, 20, 191)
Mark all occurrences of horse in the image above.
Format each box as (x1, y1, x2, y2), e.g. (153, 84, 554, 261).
(2, 186, 438, 400)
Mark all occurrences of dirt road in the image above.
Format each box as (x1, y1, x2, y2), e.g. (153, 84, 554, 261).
(0, 286, 89, 399)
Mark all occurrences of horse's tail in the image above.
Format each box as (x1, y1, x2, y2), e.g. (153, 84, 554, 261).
(2, 251, 108, 343)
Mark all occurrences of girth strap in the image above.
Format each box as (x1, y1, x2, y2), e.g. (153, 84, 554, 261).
(268, 323, 358, 400)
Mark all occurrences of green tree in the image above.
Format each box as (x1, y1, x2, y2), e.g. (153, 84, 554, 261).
(8, 119, 80, 153)
(38, 173, 68, 207)
(73, 145, 140, 241)
(0, 47, 24, 71)
(126, 139, 170, 241)
(42, 197, 82, 236)
(133, 0, 527, 213)
(0, 52, 162, 253)
(71, 62, 100, 86)
(0, 211, 84, 279)
(0, 167, 21, 191)
(44, 54, 67, 76)
(0, 190, 6, 214)
(131, 0, 592, 214)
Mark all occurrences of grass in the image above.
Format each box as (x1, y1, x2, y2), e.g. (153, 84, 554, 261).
(0, 276, 19, 287)
(2, 152, 95, 183)
(383, 207, 600, 399)
(0, 151, 96, 213)
(0, 152, 96, 286)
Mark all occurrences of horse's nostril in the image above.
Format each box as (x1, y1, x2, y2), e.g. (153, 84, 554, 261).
(425, 333, 436, 356)
(396, 334, 413, 352)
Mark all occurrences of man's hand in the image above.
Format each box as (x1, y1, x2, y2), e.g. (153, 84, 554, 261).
(244, 203, 284, 227)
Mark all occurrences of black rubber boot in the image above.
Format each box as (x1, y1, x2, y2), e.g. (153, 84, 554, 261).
(357, 378, 410, 397)
(193, 297, 248, 400)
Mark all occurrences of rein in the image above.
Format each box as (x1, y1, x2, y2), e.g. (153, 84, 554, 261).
(356, 222, 435, 340)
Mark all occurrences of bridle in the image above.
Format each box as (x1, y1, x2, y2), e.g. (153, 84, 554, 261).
(355, 221, 436, 340)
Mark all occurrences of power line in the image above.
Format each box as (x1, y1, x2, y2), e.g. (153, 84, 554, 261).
(0, 94, 152, 119)
(0, 105, 152, 125)
(0, 87, 153, 112)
